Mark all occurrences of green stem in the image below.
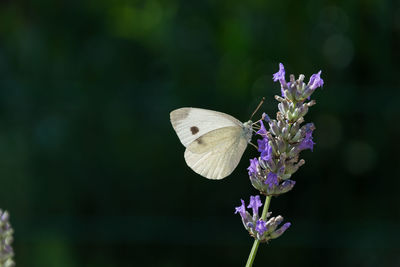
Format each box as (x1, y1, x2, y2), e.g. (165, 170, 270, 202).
(245, 195, 272, 267)
(260, 195, 272, 219)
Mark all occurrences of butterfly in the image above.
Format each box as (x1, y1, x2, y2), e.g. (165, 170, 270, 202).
(170, 107, 255, 180)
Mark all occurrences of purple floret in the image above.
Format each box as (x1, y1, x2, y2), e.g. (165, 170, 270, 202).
(273, 63, 286, 83)
(234, 199, 247, 219)
(247, 195, 263, 217)
(299, 129, 315, 151)
(256, 220, 268, 235)
(256, 120, 268, 136)
(257, 138, 273, 161)
(265, 172, 279, 189)
(273, 63, 287, 96)
(308, 70, 324, 90)
(247, 158, 259, 176)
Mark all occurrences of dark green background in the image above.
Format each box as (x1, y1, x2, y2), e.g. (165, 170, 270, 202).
(0, 0, 399, 266)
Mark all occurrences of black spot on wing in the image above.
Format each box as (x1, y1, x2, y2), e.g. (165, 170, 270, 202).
(196, 137, 203, 144)
(190, 126, 199, 135)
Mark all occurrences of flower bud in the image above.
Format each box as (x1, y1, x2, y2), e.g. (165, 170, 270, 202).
(277, 120, 284, 131)
(289, 120, 302, 139)
(269, 120, 280, 136)
(281, 126, 290, 139)
(301, 86, 315, 100)
(270, 222, 291, 239)
(297, 74, 305, 84)
(307, 100, 316, 107)
(274, 95, 285, 102)
(298, 104, 309, 118)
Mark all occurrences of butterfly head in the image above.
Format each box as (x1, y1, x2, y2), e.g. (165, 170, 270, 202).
(243, 120, 253, 142)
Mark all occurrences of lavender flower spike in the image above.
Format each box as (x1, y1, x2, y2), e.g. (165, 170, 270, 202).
(238, 63, 323, 266)
(248, 64, 322, 197)
(0, 210, 15, 267)
(235, 201, 292, 243)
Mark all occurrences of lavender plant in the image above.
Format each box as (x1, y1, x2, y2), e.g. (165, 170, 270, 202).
(236, 63, 323, 266)
(0, 210, 15, 267)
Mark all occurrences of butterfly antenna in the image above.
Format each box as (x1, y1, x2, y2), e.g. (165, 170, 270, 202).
(250, 97, 265, 120)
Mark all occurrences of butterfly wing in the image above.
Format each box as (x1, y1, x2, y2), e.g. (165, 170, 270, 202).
(184, 126, 248, 179)
(170, 107, 252, 179)
(170, 108, 243, 147)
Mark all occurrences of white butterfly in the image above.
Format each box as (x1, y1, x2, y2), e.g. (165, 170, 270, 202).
(170, 108, 253, 180)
